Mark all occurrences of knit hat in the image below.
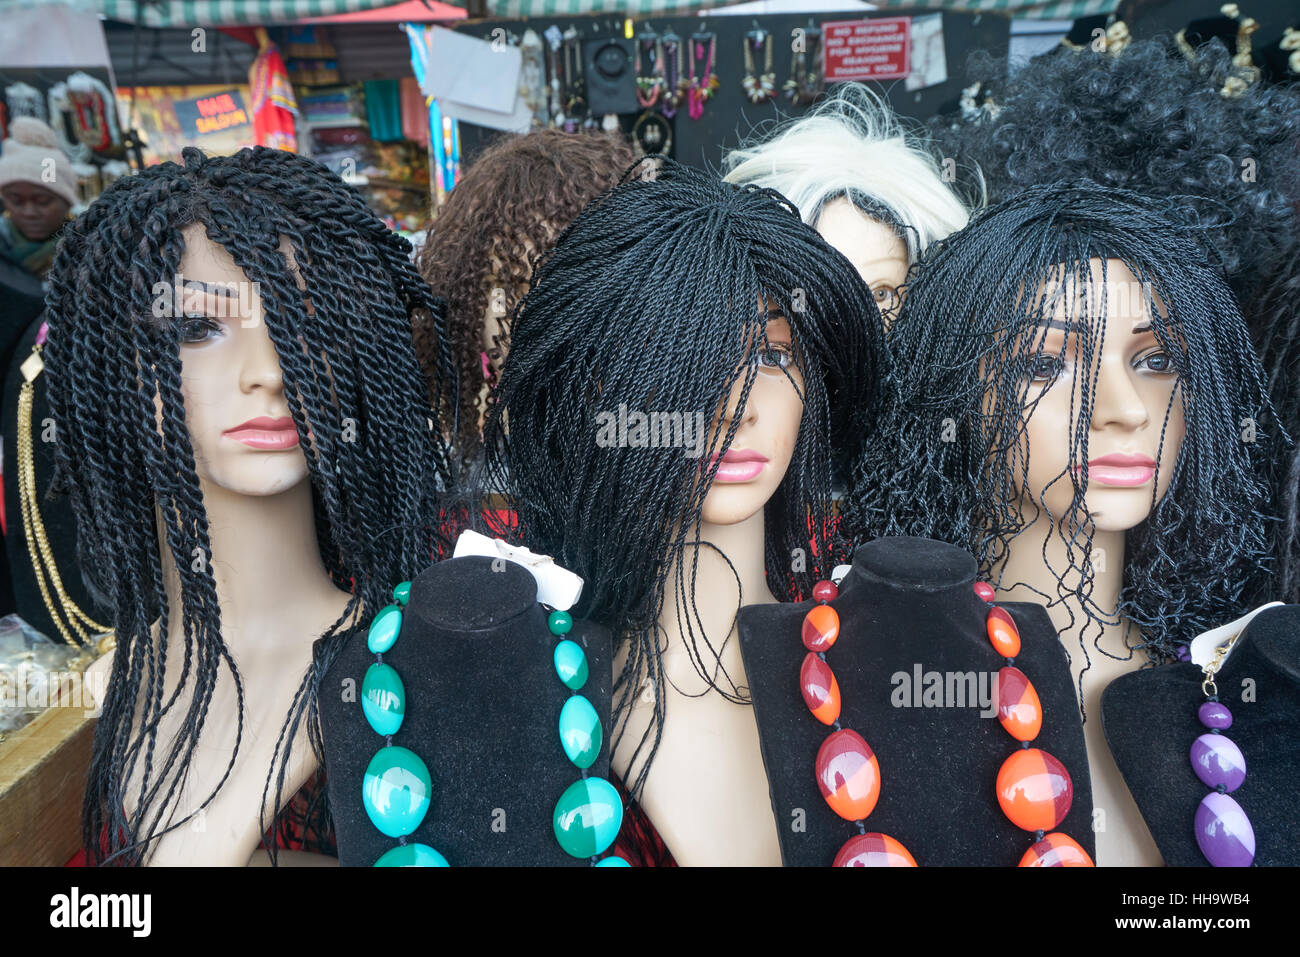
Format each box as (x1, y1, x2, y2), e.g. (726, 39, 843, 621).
(0, 117, 78, 206)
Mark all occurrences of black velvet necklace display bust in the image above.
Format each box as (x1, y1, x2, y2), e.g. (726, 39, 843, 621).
(1102, 604, 1299, 866)
(319, 554, 614, 866)
(738, 536, 1094, 866)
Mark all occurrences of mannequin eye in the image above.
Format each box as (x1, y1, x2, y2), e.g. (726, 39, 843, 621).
(754, 344, 795, 372)
(871, 286, 898, 311)
(1135, 350, 1175, 374)
(179, 315, 223, 343)
(1026, 353, 1064, 382)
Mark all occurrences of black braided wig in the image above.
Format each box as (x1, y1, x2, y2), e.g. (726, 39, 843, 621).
(482, 158, 885, 797)
(42, 146, 456, 864)
(934, 38, 1300, 606)
(845, 183, 1273, 671)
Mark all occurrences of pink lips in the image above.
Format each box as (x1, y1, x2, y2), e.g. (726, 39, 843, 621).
(1077, 452, 1157, 487)
(708, 448, 769, 483)
(223, 415, 299, 451)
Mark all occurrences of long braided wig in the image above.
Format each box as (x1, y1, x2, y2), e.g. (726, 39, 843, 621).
(482, 158, 884, 796)
(846, 183, 1273, 671)
(934, 38, 1300, 605)
(43, 147, 455, 864)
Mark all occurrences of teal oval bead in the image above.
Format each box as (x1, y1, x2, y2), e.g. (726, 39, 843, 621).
(361, 662, 405, 736)
(553, 640, 589, 691)
(392, 581, 412, 606)
(596, 855, 630, 867)
(373, 843, 449, 867)
(548, 610, 573, 635)
(367, 604, 403, 654)
(558, 694, 602, 769)
(362, 746, 431, 837)
(553, 777, 623, 858)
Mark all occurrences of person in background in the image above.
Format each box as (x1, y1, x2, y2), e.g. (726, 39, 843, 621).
(0, 117, 76, 281)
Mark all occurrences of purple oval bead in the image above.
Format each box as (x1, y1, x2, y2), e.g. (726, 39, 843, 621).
(1194, 791, 1256, 867)
(1190, 733, 1247, 792)
(1197, 701, 1233, 730)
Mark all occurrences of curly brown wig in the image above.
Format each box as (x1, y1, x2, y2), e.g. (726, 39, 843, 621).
(414, 128, 637, 474)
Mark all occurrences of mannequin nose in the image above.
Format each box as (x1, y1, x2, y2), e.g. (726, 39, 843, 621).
(239, 315, 285, 396)
(1090, 358, 1148, 432)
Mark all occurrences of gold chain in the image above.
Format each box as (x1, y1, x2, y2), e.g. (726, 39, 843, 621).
(1200, 628, 1244, 698)
(15, 341, 113, 650)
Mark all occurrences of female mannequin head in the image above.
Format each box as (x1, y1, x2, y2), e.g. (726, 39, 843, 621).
(414, 128, 636, 474)
(483, 158, 884, 792)
(44, 146, 455, 863)
(723, 83, 971, 323)
(936, 38, 1300, 604)
(849, 183, 1272, 662)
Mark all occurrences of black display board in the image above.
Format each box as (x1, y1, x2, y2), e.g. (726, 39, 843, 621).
(451, 9, 1010, 172)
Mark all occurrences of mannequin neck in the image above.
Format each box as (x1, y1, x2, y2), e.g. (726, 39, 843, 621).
(995, 507, 1128, 656)
(661, 508, 776, 629)
(158, 477, 348, 655)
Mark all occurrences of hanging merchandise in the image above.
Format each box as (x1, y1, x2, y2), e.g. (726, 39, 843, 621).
(4, 83, 47, 124)
(544, 25, 565, 126)
(561, 27, 594, 131)
(64, 73, 120, 154)
(520, 28, 549, 129)
(249, 28, 298, 152)
(785, 19, 825, 106)
(742, 25, 776, 104)
(660, 27, 685, 120)
(364, 79, 403, 143)
(399, 77, 430, 147)
(686, 30, 719, 121)
(585, 36, 637, 116)
(632, 109, 671, 157)
(635, 29, 665, 108)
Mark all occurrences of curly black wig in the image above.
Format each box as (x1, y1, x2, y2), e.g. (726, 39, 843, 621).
(933, 37, 1300, 605)
(482, 157, 885, 796)
(846, 182, 1273, 678)
(43, 146, 456, 864)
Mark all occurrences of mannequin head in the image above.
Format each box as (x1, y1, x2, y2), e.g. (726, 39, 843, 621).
(484, 158, 884, 792)
(723, 82, 971, 323)
(849, 183, 1272, 661)
(936, 39, 1300, 604)
(414, 128, 637, 474)
(44, 147, 455, 863)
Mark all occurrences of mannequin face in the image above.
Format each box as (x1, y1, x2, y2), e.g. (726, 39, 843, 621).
(699, 311, 805, 526)
(169, 224, 309, 497)
(2, 181, 71, 242)
(814, 197, 908, 326)
(1017, 258, 1185, 532)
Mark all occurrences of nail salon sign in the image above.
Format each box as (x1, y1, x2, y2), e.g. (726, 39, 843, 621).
(822, 17, 910, 82)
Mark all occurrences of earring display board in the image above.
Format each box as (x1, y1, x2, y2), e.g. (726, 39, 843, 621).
(449, 11, 1009, 171)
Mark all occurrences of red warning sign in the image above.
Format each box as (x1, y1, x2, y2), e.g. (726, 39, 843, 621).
(822, 17, 911, 82)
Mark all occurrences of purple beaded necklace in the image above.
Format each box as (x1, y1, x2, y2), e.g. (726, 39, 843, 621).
(1191, 631, 1255, 867)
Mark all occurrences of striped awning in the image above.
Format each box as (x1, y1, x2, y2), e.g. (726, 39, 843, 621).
(81, 0, 729, 25)
(93, 0, 404, 27)
(874, 0, 1118, 19)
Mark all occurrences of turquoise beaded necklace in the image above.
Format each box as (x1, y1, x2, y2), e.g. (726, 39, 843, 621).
(358, 581, 629, 866)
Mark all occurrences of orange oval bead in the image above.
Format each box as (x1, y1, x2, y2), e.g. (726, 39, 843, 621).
(802, 603, 840, 653)
(800, 652, 841, 725)
(996, 748, 1073, 832)
(1019, 832, 1095, 867)
(986, 606, 1021, 658)
(996, 666, 1042, 742)
(833, 833, 918, 867)
(815, 728, 880, 821)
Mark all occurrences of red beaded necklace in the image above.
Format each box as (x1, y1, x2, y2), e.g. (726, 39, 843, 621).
(799, 578, 1095, 867)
